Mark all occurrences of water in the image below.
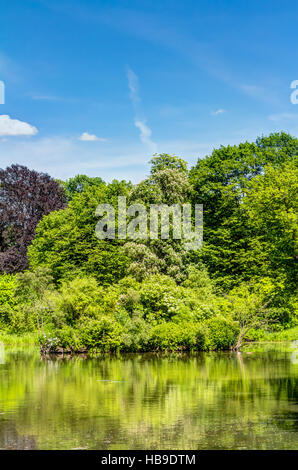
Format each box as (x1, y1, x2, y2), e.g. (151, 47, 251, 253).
(0, 344, 297, 449)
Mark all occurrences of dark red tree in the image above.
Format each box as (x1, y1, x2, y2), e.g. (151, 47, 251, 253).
(0, 164, 66, 273)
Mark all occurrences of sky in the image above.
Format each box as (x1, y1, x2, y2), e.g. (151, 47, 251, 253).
(1, 0, 298, 182)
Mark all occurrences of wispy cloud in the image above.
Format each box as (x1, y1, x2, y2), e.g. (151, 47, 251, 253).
(78, 132, 107, 142)
(0, 114, 38, 137)
(134, 120, 155, 147)
(29, 94, 61, 101)
(26, 92, 81, 104)
(268, 112, 298, 122)
(127, 67, 157, 154)
(211, 108, 226, 116)
(127, 68, 140, 108)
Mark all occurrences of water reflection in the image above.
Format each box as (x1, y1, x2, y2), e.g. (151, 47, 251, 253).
(0, 345, 297, 449)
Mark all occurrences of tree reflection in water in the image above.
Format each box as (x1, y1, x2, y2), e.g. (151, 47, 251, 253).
(0, 345, 297, 449)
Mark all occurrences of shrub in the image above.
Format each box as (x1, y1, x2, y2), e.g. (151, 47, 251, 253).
(4, 268, 56, 333)
(203, 316, 239, 350)
(0, 273, 17, 326)
(149, 321, 206, 351)
(79, 317, 123, 352)
(54, 326, 82, 351)
(51, 276, 104, 326)
(0, 273, 17, 306)
(140, 275, 182, 321)
(5, 305, 36, 333)
(120, 316, 152, 351)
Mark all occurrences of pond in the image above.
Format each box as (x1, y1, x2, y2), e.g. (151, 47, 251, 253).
(0, 343, 297, 449)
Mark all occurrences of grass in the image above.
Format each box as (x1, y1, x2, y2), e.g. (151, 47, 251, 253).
(260, 326, 298, 342)
(246, 325, 298, 343)
(0, 331, 39, 347)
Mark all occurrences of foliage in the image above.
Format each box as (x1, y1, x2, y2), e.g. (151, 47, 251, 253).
(150, 153, 188, 175)
(243, 162, 298, 290)
(203, 316, 239, 350)
(59, 174, 105, 201)
(49, 276, 104, 326)
(0, 273, 16, 307)
(0, 273, 17, 326)
(0, 164, 66, 273)
(149, 321, 205, 351)
(1, 134, 297, 352)
(80, 317, 123, 352)
(28, 182, 130, 283)
(189, 132, 298, 289)
(122, 242, 161, 281)
(221, 279, 279, 350)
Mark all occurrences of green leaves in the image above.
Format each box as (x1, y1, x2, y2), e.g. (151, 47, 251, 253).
(243, 161, 298, 287)
(28, 182, 130, 284)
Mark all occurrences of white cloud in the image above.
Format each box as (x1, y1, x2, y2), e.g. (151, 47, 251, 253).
(0, 114, 38, 137)
(127, 67, 157, 153)
(211, 109, 226, 116)
(127, 68, 140, 108)
(135, 120, 157, 153)
(78, 132, 107, 142)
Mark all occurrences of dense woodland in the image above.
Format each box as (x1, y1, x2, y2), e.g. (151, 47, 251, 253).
(0, 132, 297, 352)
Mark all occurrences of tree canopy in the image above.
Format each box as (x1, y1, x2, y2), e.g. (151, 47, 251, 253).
(0, 133, 297, 352)
(0, 164, 66, 273)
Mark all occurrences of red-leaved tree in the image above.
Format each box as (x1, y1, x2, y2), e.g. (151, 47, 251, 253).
(0, 164, 66, 273)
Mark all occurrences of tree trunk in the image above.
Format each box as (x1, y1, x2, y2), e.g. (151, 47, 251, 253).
(233, 330, 245, 351)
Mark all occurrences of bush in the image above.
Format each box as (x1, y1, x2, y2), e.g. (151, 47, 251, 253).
(0, 274, 17, 327)
(203, 316, 239, 350)
(0, 273, 17, 306)
(120, 316, 152, 351)
(51, 276, 104, 326)
(149, 321, 206, 351)
(79, 317, 123, 352)
(54, 326, 82, 351)
(6, 305, 36, 333)
(140, 275, 182, 321)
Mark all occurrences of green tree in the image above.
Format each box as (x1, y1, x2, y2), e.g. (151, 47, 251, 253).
(243, 162, 298, 287)
(127, 154, 192, 283)
(150, 153, 188, 175)
(189, 132, 298, 288)
(59, 174, 105, 201)
(28, 181, 131, 284)
(222, 279, 277, 350)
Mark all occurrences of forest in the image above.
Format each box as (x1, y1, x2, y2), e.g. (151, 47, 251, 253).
(0, 132, 297, 353)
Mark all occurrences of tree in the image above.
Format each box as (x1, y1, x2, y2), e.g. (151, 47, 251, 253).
(125, 154, 192, 283)
(28, 181, 131, 284)
(256, 131, 298, 162)
(150, 153, 188, 175)
(59, 174, 105, 201)
(0, 164, 66, 273)
(189, 132, 298, 288)
(243, 162, 298, 293)
(222, 279, 277, 351)
(15, 267, 55, 333)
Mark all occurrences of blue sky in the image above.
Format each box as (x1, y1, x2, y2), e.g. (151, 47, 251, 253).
(0, 0, 298, 182)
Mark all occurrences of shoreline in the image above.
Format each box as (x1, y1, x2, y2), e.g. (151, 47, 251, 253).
(1, 327, 297, 352)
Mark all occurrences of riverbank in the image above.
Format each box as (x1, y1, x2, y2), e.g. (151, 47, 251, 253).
(0, 326, 297, 350)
